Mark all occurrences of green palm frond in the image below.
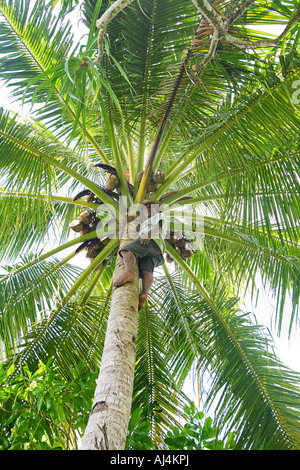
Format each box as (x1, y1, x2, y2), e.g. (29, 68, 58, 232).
(0, 188, 87, 260)
(163, 249, 300, 449)
(0, 190, 56, 261)
(158, 64, 300, 197)
(0, 0, 74, 88)
(102, 0, 197, 122)
(9, 297, 109, 376)
(134, 293, 191, 449)
(0, 109, 119, 207)
(196, 284, 300, 450)
(0, 0, 75, 134)
(0, 0, 113, 154)
(158, 68, 300, 255)
(0, 256, 81, 355)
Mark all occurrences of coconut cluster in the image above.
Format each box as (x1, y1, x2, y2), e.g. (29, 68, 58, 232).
(136, 170, 166, 197)
(165, 231, 194, 263)
(69, 203, 112, 261)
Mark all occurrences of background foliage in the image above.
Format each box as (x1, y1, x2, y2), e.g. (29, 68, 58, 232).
(0, 358, 236, 450)
(0, 359, 97, 450)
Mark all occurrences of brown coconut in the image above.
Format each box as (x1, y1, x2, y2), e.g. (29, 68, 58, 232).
(69, 220, 84, 233)
(79, 210, 92, 225)
(86, 239, 103, 259)
(101, 237, 110, 246)
(176, 238, 186, 248)
(86, 248, 100, 259)
(80, 225, 91, 236)
(105, 174, 119, 191)
(181, 248, 194, 259)
(85, 193, 96, 202)
(147, 181, 159, 192)
(136, 171, 144, 183)
(168, 235, 178, 246)
(153, 170, 166, 184)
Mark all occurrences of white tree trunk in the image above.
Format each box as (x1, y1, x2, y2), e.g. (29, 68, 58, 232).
(80, 239, 139, 450)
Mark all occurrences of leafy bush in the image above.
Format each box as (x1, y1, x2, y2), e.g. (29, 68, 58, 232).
(126, 403, 236, 450)
(0, 359, 97, 450)
(164, 404, 236, 450)
(126, 407, 153, 450)
(1, 359, 236, 450)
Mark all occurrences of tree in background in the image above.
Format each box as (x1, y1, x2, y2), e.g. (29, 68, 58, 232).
(1, 0, 300, 450)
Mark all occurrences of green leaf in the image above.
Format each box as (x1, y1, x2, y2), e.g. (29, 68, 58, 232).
(5, 363, 15, 378)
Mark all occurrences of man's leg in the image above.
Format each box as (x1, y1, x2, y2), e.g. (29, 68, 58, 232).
(113, 250, 137, 287)
(138, 269, 153, 311)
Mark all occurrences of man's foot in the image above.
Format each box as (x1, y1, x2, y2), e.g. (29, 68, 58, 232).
(113, 271, 136, 288)
(138, 292, 148, 311)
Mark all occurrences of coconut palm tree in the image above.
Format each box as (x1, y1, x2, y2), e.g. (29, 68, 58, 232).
(1, 0, 300, 450)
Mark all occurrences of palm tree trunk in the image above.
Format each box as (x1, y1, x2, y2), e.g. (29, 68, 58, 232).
(80, 239, 139, 450)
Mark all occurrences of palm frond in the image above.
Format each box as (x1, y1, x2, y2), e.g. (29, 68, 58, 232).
(158, 63, 300, 196)
(0, 0, 112, 156)
(0, 256, 81, 356)
(4, 238, 119, 373)
(0, 188, 85, 260)
(133, 293, 191, 449)
(6, 298, 109, 377)
(0, 0, 74, 87)
(164, 246, 300, 449)
(0, 109, 119, 208)
(1, 0, 300, 450)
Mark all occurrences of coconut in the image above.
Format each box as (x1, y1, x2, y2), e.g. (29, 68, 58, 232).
(167, 235, 178, 246)
(181, 248, 194, 259)
(79, 210, 92, 225)
(79, 225, 91, 236)
(86, 248, 100, 259)
(176, 238, 186, 248)
(136, 171, 144, 183)
(147, 181, 159, 193)
(85, 193, 96, 202)
(101, 237, 110, 246)
(92, 239, 103, 250)
(105, 174, 119, 191)
(166, 253, 174, 263)
(86, 239, 103, 259)
(69, 220, 84, 233)
(153, 170, 166, 184)
(90, 214, 101, 229)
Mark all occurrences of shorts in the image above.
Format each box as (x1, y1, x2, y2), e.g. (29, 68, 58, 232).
(120, 239, 165, 275)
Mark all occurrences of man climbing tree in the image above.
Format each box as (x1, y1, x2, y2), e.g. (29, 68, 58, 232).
(114, 201, 167, 310)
